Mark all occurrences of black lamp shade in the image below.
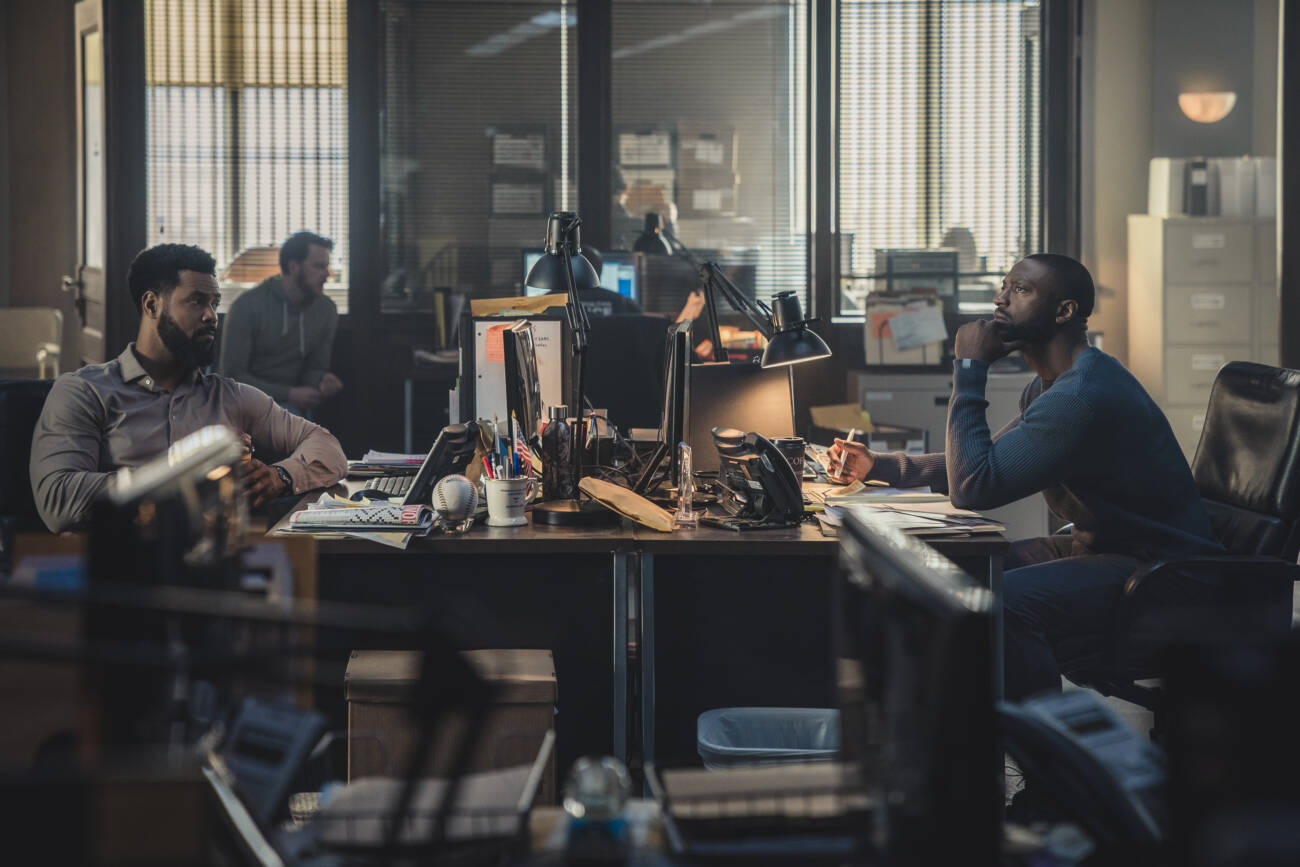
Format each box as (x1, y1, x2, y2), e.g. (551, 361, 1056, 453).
(633, 212, 673, 255)
(761, 328, 832, 367)
(759, 290, 831, 367)
(526, 212, 601, 292)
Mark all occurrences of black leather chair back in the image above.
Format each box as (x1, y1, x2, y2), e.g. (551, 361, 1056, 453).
(1191, 362, 1300, 560)
(0, 379, 55, 562)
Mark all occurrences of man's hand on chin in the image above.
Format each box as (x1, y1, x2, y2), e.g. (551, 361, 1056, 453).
(954, 319, 1025, 364)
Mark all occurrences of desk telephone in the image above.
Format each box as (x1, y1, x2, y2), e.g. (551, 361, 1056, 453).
(1000, 690, 1166, 849)
(703, 428, 804, 530)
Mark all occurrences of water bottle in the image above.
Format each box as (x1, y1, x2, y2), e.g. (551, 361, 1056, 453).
(540, 405, 574, 500)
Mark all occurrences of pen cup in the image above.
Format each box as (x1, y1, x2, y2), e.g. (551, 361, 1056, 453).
(485, 477, 536, 527)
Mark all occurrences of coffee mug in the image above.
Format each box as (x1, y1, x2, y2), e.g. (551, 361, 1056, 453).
(485, 477, 536, 527)
(772, 436, 806, 480)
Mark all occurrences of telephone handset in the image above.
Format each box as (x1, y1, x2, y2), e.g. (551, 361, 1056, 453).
(999, 690, 1166, 850)
(709, 427, 804, 527)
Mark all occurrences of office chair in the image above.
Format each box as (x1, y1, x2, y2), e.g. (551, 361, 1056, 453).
(0, 379, 56, 569)
(1059, 362, 1300, 715)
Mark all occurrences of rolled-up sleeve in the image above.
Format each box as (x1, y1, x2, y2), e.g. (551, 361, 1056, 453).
(237, 383, 346, 493)
(30, 376, 114, 532)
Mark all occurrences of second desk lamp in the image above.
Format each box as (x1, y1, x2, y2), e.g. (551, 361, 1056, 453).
(524, 211, 620, 526)
(636, 211, 832, 368)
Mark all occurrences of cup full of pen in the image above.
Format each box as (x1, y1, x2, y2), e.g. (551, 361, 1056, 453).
(481, 415, 534, 526)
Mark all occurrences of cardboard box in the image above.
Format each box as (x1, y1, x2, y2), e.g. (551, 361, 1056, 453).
(345, 649, 558, 803)
(678, 168, 739, 218)
(676, 122, 737, 173)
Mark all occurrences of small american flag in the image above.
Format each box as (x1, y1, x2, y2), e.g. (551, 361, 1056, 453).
(512, 413, 535, 472)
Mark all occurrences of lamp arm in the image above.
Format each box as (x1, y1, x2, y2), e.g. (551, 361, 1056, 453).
(701, 261, 774, 339)
(557, 231, 589, 491)
(660, 226, 702, 269)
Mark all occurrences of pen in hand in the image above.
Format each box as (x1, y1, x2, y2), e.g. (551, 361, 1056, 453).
(835, 428, 858, 480)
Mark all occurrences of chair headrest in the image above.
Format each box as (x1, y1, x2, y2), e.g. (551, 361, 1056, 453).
(1192, 362, 1300, 523)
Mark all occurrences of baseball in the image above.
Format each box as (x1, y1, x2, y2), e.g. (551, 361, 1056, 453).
(433, 474, 478, 530)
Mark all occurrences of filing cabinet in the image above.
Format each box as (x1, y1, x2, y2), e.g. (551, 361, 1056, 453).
(849, 369, 1049, 541)
(1128, 215, 1278, 461)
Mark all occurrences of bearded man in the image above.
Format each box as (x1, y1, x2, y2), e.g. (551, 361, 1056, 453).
(30, 243, 347, 533)
(829, 253, 1223, 700)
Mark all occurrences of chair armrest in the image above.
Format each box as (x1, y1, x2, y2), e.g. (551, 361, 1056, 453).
(1124, 555, 1298, 597)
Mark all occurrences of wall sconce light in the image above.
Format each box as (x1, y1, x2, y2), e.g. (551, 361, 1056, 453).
(1179, 91, 1237, 124)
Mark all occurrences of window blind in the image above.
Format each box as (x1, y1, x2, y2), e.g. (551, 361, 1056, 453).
(145, 0, 349, 310)
(837, 0, 1042, 315)
(611, 0, 809, 320)
(379, 0, 578, 312)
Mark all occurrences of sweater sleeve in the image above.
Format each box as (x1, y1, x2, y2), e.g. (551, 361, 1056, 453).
(945, 358, 1096, 510)
(219, 295, 292, 403)
(300, 301, 338, 389)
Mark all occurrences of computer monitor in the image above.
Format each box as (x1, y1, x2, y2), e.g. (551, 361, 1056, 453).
(502, 320, 546, 444)
(686, 362, 795, 475)
(522, 248, 638, 301)
(838, 509, 1000, 864)
(633, 319, 691, 494)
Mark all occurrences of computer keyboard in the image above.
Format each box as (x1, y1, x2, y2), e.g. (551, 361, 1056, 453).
(360, 472, 414, 499)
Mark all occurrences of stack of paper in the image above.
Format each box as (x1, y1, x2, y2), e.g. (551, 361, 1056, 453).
(355, 450, 425, 468)
(815, 500, 1004, 538)
(275, 493, 433, 549)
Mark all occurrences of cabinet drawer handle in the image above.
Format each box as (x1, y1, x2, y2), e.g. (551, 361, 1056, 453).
(934, 396, 949, 406)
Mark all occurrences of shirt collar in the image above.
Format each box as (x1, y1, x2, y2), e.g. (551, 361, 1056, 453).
(118, 343, 204, 390)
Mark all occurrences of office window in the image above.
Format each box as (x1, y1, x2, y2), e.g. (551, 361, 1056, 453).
(378, 0, 578, 313)
(611, 0, 809, 320)
(837, 0, 1042, 315)
(144, 0, 349, 311)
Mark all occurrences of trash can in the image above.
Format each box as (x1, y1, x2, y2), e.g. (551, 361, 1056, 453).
(696, 707, 840, 770)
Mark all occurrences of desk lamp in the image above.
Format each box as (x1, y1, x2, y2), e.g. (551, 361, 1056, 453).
(632, 212, 673, 255)
(524, 212, 620, 526)
(644, 217, 831, 368)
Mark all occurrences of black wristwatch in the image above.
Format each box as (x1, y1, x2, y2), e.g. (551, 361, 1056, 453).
(272, 465, 293, 495)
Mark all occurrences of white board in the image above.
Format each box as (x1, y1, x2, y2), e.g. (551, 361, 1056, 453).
(472, 318, 565, 430)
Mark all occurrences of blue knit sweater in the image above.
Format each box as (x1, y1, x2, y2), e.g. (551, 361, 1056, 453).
(868, 348, 1223, 560)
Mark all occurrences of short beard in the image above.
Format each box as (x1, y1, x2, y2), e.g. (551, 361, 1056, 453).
(158, 309, 215, 369)
(994, 307, 1057, 345)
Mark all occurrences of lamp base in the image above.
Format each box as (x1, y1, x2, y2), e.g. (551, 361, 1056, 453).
(531, 498, 620, 527)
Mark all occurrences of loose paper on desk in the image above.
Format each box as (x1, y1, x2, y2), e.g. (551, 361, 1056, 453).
(887, 303, 948, 351)
(824, 484, 948, 504)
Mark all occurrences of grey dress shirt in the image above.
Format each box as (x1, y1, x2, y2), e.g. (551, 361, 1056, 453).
(30, 343, 348, 532)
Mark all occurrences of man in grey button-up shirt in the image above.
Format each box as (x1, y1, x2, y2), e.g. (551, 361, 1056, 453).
(31, 243, 348, 533)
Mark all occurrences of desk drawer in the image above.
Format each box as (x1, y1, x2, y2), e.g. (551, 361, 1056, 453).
(1164, 284, 1252, 344)
(1257, 222, 1277, 287)
(1163, 222, 1253, 284)
(1163, 346, 1249, 405)
(1255, 281, 1281, 345)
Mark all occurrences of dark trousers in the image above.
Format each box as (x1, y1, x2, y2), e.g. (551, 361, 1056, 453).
(1002, 536, 1140, 701)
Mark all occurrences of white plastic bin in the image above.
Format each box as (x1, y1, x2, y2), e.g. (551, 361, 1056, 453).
(696, 707, 840, 770)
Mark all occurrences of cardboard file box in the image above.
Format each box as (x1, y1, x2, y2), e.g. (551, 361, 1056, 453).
(345, 648, 558, 803)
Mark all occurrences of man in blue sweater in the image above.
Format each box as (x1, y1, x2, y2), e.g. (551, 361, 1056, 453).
(830, 254, 1223, 700)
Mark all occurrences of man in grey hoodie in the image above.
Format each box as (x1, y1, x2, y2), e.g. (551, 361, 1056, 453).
(219, 231, 343, 415)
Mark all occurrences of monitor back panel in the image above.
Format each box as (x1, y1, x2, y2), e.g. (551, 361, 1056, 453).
(686, 362, 795, 474)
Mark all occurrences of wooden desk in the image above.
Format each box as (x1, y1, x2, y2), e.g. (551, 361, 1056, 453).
(270, 492, 1005, 775)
